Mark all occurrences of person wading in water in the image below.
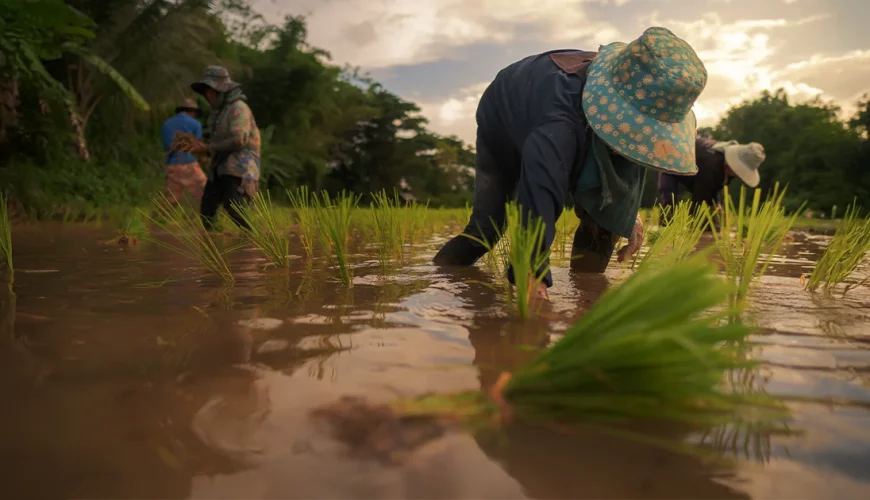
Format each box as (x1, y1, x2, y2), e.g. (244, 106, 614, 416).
(185, 66, 261, 232)
(160, 98, 207, 205)
(433, 27, 709, 300)
(657, 137, 767, 223)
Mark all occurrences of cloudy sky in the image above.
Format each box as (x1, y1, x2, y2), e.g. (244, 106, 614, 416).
(252, 0, 870, 144)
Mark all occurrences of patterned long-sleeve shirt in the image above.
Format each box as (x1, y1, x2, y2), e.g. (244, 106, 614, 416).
(209, 97, 261, 196)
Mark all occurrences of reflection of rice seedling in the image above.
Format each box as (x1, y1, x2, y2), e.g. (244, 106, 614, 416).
(463, 202, 549, 319)
(806, 199, 870, 295)
(315, 191, 360, 287)
(370, 189, 408, 268)
(386, 253, 788, 437)
(708, 184, 800, 318)
(144, 195, 237, 283)
(233, 192, 292, 268)
(638, 200, 709, 271)
(0, 194, 13, 282)
(287, 186, 318, 259)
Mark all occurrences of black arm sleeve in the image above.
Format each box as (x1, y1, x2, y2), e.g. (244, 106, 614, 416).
(509, 120, 578, 288)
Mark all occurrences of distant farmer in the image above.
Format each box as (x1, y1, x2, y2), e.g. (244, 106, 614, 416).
(160, 98, 207, 205)
(186, 66, 261, 231)
(433, 27, 708, 300)
(657, 136, 766, 219)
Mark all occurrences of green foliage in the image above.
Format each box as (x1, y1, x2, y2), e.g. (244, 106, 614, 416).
(806, 199, 870, 295)
(2, 1, 477, 217)
(370, 189, 409, 268)
(713, 89, 869, 212)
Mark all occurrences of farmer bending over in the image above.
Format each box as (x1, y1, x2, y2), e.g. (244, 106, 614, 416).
(186, 66, 261, 231)
(658, 137, 766, 223)
(433, 27, 708, 300)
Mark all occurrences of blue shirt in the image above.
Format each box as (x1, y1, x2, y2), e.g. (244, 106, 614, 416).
(161, 113, 202, 164)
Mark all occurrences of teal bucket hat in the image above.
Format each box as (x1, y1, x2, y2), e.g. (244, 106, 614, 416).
(191, 65, 240, 95)
(582, 27, 707, 175)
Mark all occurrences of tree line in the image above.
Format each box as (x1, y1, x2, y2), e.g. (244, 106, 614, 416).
(1, 0, 868, 218)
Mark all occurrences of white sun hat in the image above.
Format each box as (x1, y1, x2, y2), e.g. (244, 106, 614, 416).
(724, 142, 765, 188)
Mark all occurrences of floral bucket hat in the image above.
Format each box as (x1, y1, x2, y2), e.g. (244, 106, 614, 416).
(191, 65, 240, 95)
(582, 27, 707, 175)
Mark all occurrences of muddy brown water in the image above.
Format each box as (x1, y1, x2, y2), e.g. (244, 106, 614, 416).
(2, 223, 869, 499)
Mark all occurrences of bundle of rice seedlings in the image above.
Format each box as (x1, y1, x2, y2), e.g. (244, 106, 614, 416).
(805, 199, 870, 295)
(143, 195, 238, 283)
(287, 186, 318, 259)
(390, 253, 787, 432)
(708, 184, 801, 317)
(0, 194, 12, 282)
(233, 192, 292, 268)
(462, 202, 550, 318)
(315, 191, 360, 286)
(637, 200, 709, 271)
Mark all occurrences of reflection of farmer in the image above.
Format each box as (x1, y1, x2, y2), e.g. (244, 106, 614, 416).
(658, 137, 766, 219)
(433, 27, 708, 300)
(187, 66, 261, 231)
(160, 98, 207, 205)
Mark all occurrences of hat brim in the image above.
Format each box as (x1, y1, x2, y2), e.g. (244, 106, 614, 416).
(191, 81, 213, 96)
(582, 42, 699, 176)
(724, 146, 760, 188)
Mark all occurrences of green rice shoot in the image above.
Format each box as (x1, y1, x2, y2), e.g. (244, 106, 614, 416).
(805, 198, 870, 295)
(637, 200, 709, 271)
(233, 192, 292, 268)
(707, 183, 801, 318)
(0, 193, 12, 282)
(370, 189, 409, 268)
(554, 207, 580, 263)
(392, 253, 789, 433)
(287, 186, 318, 259)
(143, 194, 237, 283)
(315, 191, 360, 286)
(461, 202, 550, 318)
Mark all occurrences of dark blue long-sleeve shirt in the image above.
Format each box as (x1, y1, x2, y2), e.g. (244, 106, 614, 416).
(477, 50, 595, 287)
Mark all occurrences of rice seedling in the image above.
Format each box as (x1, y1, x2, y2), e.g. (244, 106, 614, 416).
(385, 253, 788, 437)
(233, 192, 293, 268)
(287, 186, 319, 259)
(315, 190, 361, 287)
(462, 202, 550, 319)
(0, 194, 12, 283)
(405, 201, 431, 252)
(805, 199, 870, 295)
(706, 183, 801, 319)
(370, 189, 408, 268)
(143, 194, 238, 283)
(554, 207, 580, 262)
(637, 200, 710, 271)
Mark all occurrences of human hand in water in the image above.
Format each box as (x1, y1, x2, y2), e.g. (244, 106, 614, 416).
(616, 214, 644, 262)
(527, 273, 550, 302)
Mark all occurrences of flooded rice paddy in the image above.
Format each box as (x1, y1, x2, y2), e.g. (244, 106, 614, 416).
(2, 222, 869, 499)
